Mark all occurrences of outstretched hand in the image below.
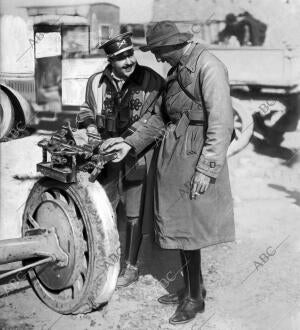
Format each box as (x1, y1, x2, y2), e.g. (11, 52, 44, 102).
(190, 171, 211, 199)
(100, 137, 124, 152)
(101, 140, 132, 163)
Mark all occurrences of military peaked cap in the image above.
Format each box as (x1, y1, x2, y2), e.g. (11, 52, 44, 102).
(97, 32, 133, 58)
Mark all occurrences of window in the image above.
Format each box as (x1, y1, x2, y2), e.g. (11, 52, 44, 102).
(90, 24, 112, 56)
(62, 25, 89, 59)
(99, 25, 110, 41)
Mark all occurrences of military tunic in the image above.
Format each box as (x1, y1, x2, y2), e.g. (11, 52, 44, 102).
(154, 43, 235, 250)
(77, 64, 165, 229)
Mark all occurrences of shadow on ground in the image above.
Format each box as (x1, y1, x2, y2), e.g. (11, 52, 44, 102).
(251, 136, 299, 166)
(268, 183, 300, 207)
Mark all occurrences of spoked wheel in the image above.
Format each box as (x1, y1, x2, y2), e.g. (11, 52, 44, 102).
(227, 97, 254, 157)
(22, 173, 120, 314)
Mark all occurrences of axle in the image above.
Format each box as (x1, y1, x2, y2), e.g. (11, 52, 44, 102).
(0, 228, 68, 266)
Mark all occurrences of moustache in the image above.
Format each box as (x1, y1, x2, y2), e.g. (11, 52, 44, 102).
(122, 64, 134, 69)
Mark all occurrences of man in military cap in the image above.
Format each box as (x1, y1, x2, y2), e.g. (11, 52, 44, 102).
(105, 22, 235, 325)
(77, 32, 165, 287)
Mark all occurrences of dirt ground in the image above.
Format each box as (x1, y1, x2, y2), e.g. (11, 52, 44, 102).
(0, 129, 300, 330)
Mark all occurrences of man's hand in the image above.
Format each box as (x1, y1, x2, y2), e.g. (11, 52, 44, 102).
(100, 137, 124, 152)
(190, 171, 211, 199)
(102, 141, 132, 163)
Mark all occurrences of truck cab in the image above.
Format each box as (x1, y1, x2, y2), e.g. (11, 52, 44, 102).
(0, 2, 120, 137)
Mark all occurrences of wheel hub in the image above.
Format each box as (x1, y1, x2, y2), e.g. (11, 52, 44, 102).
(33, 199, 79, 290)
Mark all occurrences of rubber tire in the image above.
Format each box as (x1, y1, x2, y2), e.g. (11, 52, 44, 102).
(23, 173, 120, 314)
(227, 97, 254, 157)
(0, 89, 15, 140)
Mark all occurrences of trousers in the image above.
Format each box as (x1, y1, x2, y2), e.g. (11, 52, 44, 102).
(99, 162, 146, 218)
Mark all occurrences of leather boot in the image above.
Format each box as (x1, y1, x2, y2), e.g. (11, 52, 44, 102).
(117, 217, 141, 288)
(158, 285, 207, 305)
(158, 250, 206, 305)
(169, 249, 205, 325)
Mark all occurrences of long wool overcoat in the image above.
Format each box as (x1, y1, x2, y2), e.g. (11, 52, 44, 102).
(154, 42, 235, 250)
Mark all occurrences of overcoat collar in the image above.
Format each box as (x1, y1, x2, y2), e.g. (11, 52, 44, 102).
(177, 42, 207, 88)
(179, 42, 206, 73)
(165, 43, 207, 98)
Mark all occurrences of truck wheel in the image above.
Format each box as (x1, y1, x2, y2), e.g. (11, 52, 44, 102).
(228, 97, 254, 157)
(22, 173, 120, 314)
(0, 89, 15, 140)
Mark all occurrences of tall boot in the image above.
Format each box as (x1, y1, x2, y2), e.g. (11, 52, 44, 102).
(169, 249, 205, 324)
(158, 250, 189, 304)
(186, 249, 206, 300)
(185, 249, 205, 300)
(117, 217, 141, 287)
(158, 250, 206, 305)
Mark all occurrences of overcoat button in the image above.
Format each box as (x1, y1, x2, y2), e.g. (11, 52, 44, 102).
(210, 161, 216, 168)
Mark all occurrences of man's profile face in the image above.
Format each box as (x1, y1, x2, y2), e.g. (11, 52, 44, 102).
(110, 49, 137, 79)
(151, 45, 180, 67)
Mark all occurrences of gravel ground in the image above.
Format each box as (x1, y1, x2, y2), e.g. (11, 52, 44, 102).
(0, 130, 300, 330)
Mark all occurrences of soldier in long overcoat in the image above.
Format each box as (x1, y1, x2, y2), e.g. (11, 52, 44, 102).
(108, 21, 235, 325)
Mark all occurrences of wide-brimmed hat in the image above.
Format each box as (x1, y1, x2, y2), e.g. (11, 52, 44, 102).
(97, 32, 133, 58)
(140, 21, 193, 52)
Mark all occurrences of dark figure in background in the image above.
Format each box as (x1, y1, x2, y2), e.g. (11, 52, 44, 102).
(77, 32, 165, 287)
(106, 21, 235, 325)
(218, 12, 267, 46)
(218, 13, 242, 45)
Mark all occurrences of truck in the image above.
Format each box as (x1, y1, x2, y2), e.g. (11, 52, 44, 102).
(0, 2, 119, 138)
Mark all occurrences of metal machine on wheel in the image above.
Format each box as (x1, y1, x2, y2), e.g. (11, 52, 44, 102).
(0, 122, 120, 314)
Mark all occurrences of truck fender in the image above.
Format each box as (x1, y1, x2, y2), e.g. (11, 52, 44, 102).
(227, 97, 254, 157)
(0, 83, 37, 128)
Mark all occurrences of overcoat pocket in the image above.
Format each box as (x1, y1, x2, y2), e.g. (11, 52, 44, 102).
(184, 126, 204, 156)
